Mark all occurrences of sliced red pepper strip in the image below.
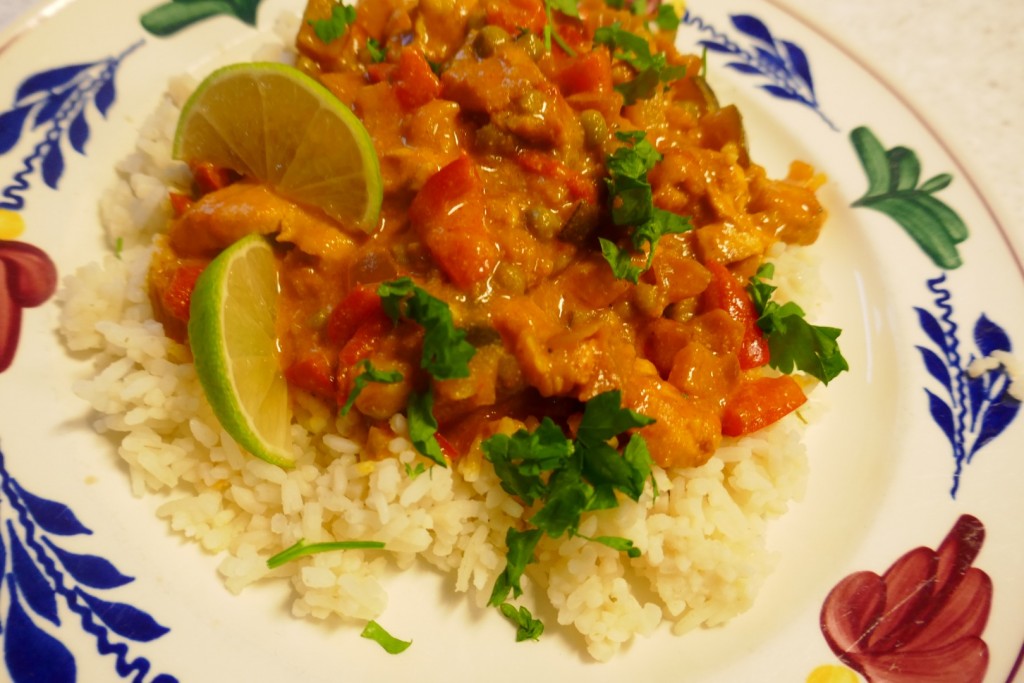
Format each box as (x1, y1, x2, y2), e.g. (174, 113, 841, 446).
(721, 375, 806, 437)
(703, 261, 770, 370)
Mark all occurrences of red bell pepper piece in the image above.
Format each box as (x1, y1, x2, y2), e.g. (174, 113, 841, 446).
(284, 352, 337, 400)
(326, 285, 389, 347)
(721, 375, 806, 437)
(161, 264, 205, 323)
(486, 0, 546, 35)
(409, 155, 499, 290)
(703, 261, 770, 370)
(392, 47, 442, 110)
(557, 48, 613, 95)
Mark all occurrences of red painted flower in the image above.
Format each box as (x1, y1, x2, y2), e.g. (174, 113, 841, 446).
(0, 239, 57, 373)
(821, 515, 991, 683)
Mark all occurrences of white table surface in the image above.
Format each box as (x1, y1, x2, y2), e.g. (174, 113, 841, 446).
(1, 0, 1022, 249)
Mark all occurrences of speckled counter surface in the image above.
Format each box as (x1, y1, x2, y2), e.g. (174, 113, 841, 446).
(2, 0, 1022, 247)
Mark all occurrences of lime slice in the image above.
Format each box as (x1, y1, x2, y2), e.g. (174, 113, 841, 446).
(173, 62, 382, 232)
(188, 234, 294, 468)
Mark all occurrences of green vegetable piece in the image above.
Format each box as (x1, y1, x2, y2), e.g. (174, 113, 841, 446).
(407, 389, 447, 467)
(484, 418, 574, 505)
(748, 264, 849, 385)
(377, 277, 476, 380)
(141, 0, 261, 37)
(499, 603, 545, 642)
(339, 359, 403, 417)
(576, 389, 655, 448)
(308, 3, 357, 45)
(584, 534, 642, 558)
(360, 620, 412, 654)
(850, 126, 968, 269)
(366, 37, 386, 63)
(656, 5, 681, 32)
(489, 528, 544, 605)
(266, 538, 386, 569)
(593, 24, 687, 104)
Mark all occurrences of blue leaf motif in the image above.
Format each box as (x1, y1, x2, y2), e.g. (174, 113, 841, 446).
(975, 314, 1012, 356)
(925, 388, 956, 444)
(754, 46, 785, 72)
(698, 41, 735, 54)
(3, 586, 77, 683)
(41, 141, 64, 189)
(31, 87, 75, 129)
(762, 85, 802, 101)
(970, 392, 1021, 458)
(916, 345, 952, 393)
(726, 62, 762, 75)
(731, 14, 775, 48)
(42, 538, 133, 589)
(782, 40, 813, 90)
(14, 62, 95, 103)
(0, 104, 34, 155)
(914, 306, 948, 352)
(14, 482, 92, 536)
(77, 589, 171, 642)
(94, 78, 116, 117)
(9, 525, 60, 626)
(69, 109, 90, 154)
(966, 371, 988, 424)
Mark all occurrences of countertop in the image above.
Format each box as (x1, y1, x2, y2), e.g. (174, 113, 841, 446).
(1, 0, 1022, 249)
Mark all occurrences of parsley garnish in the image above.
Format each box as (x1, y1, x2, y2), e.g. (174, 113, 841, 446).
(360, 620, 412, 654)
(377, 277, 475, 380)
(655, 5, 681, 32)
(600, 131, 692, 283)
(593, 23, 688, 104)
(499, 603, 545, 641)
(308, 3, 356, 45)
(339, 359, 403, 417)
(266, 538, 386, 569)
(404, 462, 427, 479)
(407, 388, 446, 467)
(485, 390, 654, 607)
(113, 236, 124, 260)
(543, 0, 580, 56)
(366, 37, 386, 63)
(748, 264, 849, 384)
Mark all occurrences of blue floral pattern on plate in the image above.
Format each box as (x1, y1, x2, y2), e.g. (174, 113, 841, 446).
(0, 450, 176, 682)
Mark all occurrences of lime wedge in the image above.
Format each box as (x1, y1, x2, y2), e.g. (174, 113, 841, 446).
(188, 234, 294, 468)
(173, 62, 382, 232)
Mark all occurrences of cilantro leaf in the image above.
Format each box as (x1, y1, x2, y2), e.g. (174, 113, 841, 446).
(404, 462, 427, 479)
(484, 418, 574, 505)
(748, 265, 849, 384)
(340, 359, 403, 416)
(528, 465, 594, 538)
(656, 5, 681, 32)
(576, 389, 655, 448)
(489, 527, 544, 605)
(377, 277, 476, 380)
(593, 24, 687, 104)
(266, 538, 386, 569)
(546, 0, 579, 18)
(499, 603, 545, 642)
(602, 132, 693, 283)
(366, 37, 386, 63)
(308, 3, 356, 45)
(360, 621, 412, 654)
(584, 534, 642, 558)
(407, 389, 447, 466)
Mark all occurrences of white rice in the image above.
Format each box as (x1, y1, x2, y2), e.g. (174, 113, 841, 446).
(57, 48, 817, 662)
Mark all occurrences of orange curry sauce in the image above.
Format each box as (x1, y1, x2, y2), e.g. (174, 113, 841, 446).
(149, 0, 826, 469)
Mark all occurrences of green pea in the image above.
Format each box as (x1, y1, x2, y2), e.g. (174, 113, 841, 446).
(525, 207, 562, 241)
(580, 109, 608, 148)
(474, 25, 511, 58)
(516, 32, 544, 60)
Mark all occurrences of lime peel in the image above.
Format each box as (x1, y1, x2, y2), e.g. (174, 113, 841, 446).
(173, 61, 382, 232)
(188, 234, 295, 468)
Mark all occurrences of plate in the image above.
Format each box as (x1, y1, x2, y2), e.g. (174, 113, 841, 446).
(1, 1, 1022, 681)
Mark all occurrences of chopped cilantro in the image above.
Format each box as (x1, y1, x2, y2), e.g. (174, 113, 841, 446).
(360, 620, 412, 654)
(484, 390, 654, 608)
(266, 538, 385, 569)
(499, 603, 545, 642)
(601, 131, 693, 283)
(543, 0, 580, 56)
(656, 5, 681, 32)
(593, 23, 688, 104)
(404, 461, 427, 479)
(113, 236, 124, 260)
(339, 359, 403, 417)
(366, 37, 386, 63)
(308, 2, 356, 45)
(377, 277, 475, 380)
(407, 388, 447, 467)
(748, 264, 849, 384)
(582, 534, 642, 558)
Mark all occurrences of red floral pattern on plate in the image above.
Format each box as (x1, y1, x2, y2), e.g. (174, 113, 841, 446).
(821, 515, 991, 683)
(0, 239, 57, 372)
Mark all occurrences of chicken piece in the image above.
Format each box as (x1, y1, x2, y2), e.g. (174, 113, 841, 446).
(168, 182, 355, 261)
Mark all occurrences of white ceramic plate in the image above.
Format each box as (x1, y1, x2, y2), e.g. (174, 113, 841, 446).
(1, 1, 1021, 681)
